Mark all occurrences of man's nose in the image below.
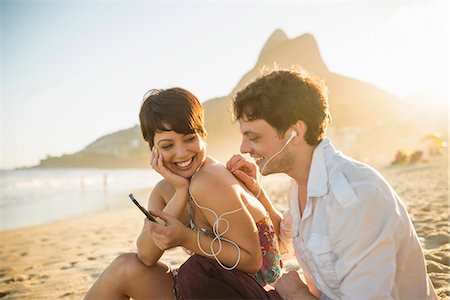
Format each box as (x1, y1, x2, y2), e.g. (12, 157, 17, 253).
(240, 138, 251, 154)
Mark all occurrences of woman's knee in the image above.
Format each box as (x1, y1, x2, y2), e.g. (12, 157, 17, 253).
(106, 252, 145, 281)
(110, 252, 171, 276)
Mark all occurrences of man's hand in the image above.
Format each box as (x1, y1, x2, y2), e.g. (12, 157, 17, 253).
(274, 271, 317, 300)
(226, 154, 260, 196)
(147, 210, 189, 251)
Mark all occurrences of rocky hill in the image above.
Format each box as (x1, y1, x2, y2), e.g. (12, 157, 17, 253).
(37, 30, 447, 168)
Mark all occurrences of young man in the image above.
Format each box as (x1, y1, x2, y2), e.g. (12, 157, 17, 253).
(177, 70, 437, 299)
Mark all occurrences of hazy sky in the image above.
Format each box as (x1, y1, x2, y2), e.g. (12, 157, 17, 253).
(1, 1, 448, 169)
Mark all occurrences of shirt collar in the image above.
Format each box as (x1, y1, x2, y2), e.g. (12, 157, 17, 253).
(307, 137, 336, 198)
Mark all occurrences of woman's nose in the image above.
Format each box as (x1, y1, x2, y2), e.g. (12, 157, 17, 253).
(176, 145, 189, 157)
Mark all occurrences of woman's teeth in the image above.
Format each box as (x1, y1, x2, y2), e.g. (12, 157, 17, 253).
(176, 157, 193, 168)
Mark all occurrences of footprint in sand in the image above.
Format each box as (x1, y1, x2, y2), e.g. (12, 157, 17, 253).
(2, 277, 14, 284)
(59, 261, 79, 270)
(30, 273, 49, 284)
(89, 272, 101, 279)
(12, 274, 28, 282)
(436, 222, 448, 229)
(427, 260, 449, 273)
(43, 259, 65, 266)
(425, 232, 449, 249)
(433, 251, 450, 266)
(59, 291, 75, 298)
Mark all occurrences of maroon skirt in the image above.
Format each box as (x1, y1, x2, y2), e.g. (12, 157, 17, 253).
(175, 255, 282, 300)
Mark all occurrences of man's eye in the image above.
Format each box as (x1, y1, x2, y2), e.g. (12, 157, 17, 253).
(249, 137, 259, 142)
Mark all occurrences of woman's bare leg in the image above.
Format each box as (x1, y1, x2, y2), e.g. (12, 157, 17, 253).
(84, 252, 174, 300)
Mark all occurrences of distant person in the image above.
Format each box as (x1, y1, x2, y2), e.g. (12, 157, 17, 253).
(102, 174, 108, 193)
(84, 88, 282, 299)
(174, 70, 438, 299)
(80, 176, 85, 192)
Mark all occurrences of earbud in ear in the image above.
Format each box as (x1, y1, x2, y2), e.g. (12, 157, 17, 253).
(284, 131, 297, 146)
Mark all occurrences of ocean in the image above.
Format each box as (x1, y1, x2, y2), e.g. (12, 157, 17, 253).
(0, 168, 162, 231)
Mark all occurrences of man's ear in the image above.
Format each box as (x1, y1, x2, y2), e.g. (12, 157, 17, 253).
(291, 120, 307, 142)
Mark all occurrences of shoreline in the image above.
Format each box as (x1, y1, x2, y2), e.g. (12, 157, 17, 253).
(0, 156, 448, 299)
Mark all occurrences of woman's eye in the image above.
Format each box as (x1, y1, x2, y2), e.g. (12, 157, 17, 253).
(160, 144, 173, 150)
(185, 136, 196, 142)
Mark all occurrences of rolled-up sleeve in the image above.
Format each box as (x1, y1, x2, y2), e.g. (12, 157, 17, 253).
(279, 208, 295, 257)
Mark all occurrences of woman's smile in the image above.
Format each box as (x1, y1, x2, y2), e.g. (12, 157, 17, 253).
(174, 156, 195, 170)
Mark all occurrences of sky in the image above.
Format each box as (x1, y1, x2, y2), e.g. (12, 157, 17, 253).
(1, 0, 448, 169)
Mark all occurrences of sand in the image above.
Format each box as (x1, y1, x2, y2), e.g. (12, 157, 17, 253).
(0, 155, 448, 299)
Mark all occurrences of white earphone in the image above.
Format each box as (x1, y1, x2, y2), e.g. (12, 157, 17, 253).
(190, 130, 298, 271)
(288, 130, 298, 141)
(189, 130, 298, 270)
(259, 130, 297, 175)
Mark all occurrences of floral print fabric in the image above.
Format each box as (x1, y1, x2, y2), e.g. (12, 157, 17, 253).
(252, 214, 282, 284)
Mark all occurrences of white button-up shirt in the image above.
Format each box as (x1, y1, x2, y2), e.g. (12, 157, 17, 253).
(279, 138, 437, 300)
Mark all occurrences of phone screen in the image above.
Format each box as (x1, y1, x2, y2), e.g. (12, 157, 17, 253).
(128, 193, 157, 222)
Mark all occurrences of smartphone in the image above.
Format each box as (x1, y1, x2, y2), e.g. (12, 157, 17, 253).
(128, 193, 157, 222)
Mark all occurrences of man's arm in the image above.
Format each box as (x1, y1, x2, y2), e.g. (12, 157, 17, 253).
(274, 271, 317, 300)
(227, 154, 296, 257)
(329, 180, 400, 299)
(227, 154, 283, 236)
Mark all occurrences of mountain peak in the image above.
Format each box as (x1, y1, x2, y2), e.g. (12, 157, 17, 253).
(255, 31, 328, 75)
(291, 32, 319, 53)
(258, 29, 289, 61)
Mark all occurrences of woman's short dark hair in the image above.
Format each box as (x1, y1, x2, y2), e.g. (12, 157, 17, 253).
(232, 69, 331, 146)
(139, 87, 207, 148)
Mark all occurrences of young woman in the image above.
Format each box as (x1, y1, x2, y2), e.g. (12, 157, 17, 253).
(84, 87, 282, 300)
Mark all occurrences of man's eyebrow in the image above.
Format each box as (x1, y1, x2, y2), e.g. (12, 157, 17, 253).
(242, 130, 257, 136)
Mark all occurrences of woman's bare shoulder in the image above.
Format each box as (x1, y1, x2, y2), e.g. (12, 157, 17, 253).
(193, 160, 236, 184)
(190, 160, 240, 202)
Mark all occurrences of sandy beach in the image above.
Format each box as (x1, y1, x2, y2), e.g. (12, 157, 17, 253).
(0, 155, 448, 299)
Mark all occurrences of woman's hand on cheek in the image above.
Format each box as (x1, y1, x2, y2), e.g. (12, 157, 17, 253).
(151, 147, 189, 191)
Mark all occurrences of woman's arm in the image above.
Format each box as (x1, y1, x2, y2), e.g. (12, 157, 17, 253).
(147, 163, 263, 273)
(136, 179, 189, 266)
(137, 146, 191, 266)
(187, 164, 263, 273)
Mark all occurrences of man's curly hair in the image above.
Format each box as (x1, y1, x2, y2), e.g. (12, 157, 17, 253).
(232, 69, 331, 146)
